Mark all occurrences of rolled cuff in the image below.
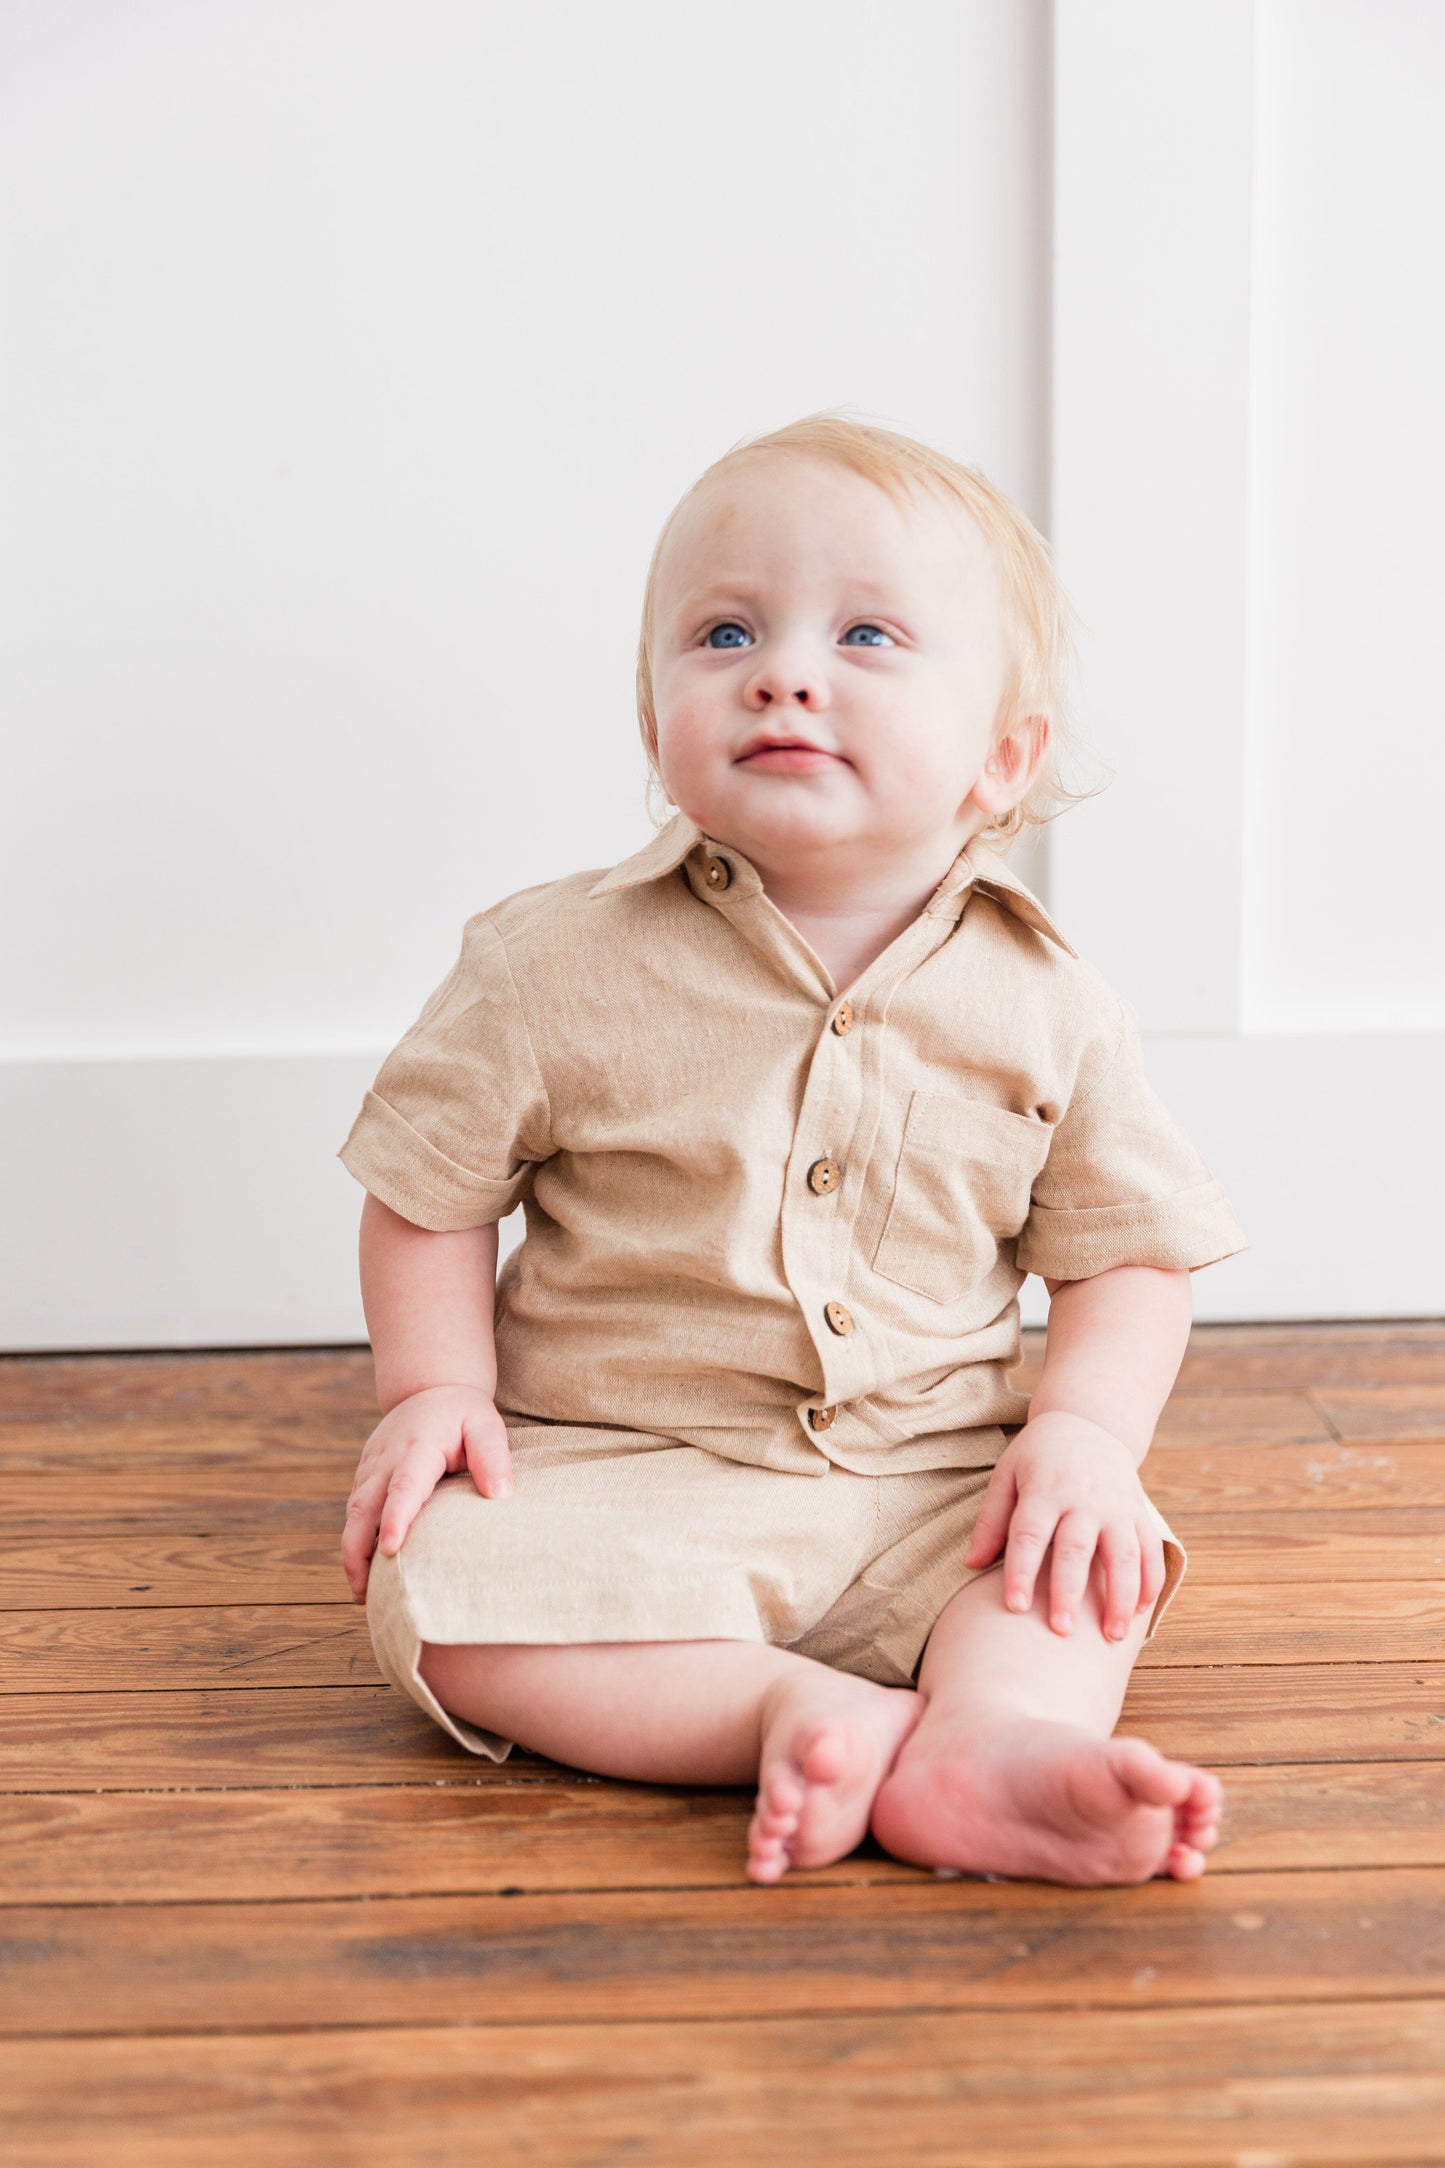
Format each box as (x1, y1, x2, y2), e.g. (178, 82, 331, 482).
(337, 1090, 530, 1232)
(1015, 1177, 1248, 1283)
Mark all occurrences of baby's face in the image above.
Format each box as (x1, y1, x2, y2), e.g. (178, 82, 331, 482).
(649, 453, 1019, 876)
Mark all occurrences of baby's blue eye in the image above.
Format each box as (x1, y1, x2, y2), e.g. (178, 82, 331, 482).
(705, 622, 752, 649)
(842, 623, 893, 647)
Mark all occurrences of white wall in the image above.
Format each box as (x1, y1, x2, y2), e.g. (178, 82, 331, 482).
(1, 0, 1053, 1347)
(1049, 0, 1445, 1323)
(1242, 0, 1445, 1035)
(7, 0, 1438, 1350)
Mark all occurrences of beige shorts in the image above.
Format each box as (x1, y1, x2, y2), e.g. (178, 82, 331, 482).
(366, 1423, 1187, 1763)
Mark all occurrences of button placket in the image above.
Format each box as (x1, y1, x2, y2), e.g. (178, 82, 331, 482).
(780, 977, 886, 1424)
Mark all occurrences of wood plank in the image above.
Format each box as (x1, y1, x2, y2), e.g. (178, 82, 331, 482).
(0, 1418, 367, 1472)
(5, 1508, 1438, 1612)
(1146, 1436, 1445, 1512)
(1136, 1580, 1445, 1668)
(2, 1325, 1437, 1426)
(0, 1347, 376, 1422)
(5, 2001, 1445, 2168)
(19, 1422, 1445, 1508)
(17, 1511, 1441, 1608)
(1164, 1510, 1445, 1583)
(1118, 1663, 1445, 1766)
(7, 1507, 1442, 1624)
(1169, 1320, 1445, 1394)
(5, 1867, 1445, 2035)
(1210, 1762, 1445, 1873)
(7, 1466, 351, 1534)
(7, 1578, 1440, 1692)
(1151, 1391, 1334, 1444)
(1313, 1385, 1445, 1445)
(5, 1760, 1441, 1907)
(1172, 1318, 1445, 1380)
(4, 1662, 1443, 1795)
(0, 1687, 570, 1791)
(0, 1782, 815, 1904)
(0, 1533, 348, 1608)
(1011, 1319, 1445, 1396)
(10, 1436, 1445, 1549)
(0, 1408, 1330, 1475)
(0, 1604, 384, 1692)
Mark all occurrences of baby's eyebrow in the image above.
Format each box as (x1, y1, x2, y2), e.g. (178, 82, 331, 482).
(676, 580, 767, 613)
(676, 578, 909, 615)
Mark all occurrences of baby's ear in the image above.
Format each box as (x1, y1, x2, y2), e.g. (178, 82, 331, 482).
(974, 713, 1050, 815)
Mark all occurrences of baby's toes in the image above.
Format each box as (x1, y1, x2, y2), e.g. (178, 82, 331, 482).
(747, 1768, 804, 1879)
(757, 1764, 805, 1827)
(747, 1828, 791, 1883)
(1177, 1771, 1224, 1847)
(1112, 1737, 1195, 1811)
(1163, 1838, 1209, 1881)
(749, 1803, 798, 1858)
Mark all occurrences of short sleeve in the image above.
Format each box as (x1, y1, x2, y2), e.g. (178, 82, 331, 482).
(337, 915, 552, 1232)
(1015, 992, 1247, 1282)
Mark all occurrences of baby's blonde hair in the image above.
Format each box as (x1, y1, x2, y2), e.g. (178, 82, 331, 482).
(635, 408, 1090, 843)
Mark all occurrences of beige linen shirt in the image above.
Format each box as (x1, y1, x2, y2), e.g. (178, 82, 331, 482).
(339, 816, 1247, 1477)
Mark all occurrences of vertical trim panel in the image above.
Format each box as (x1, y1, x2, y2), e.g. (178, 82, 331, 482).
(1050, 0, 1257, 1030)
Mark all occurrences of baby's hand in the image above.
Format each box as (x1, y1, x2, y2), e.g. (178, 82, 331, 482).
(340, 1384, 513, 1604)
(962, 1410, 1165, 1641)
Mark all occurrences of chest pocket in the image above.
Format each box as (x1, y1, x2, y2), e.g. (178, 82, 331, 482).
(872, 1091, 1053, 1306)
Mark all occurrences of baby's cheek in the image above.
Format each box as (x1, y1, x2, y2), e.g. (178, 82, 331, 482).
(655, 707, 735, 816)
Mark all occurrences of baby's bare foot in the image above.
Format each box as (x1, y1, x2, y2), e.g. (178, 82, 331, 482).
(869, 1714, 1223, 1887)
(746, 1671, 920, 1885)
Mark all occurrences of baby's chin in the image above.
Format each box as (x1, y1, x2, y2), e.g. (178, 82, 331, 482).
(697, 779, 876, 860)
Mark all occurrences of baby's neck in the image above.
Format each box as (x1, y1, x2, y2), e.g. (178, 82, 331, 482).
(776, 897, 928, 994)
(748, 826, 983, 995)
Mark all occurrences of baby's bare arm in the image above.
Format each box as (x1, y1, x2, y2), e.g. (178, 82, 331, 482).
(1029, 1264, 1193, 1460)
(340, 1196, 512, 1601)
(964, 1265, 1193, 1638)
(359, 1192, 500, 1411)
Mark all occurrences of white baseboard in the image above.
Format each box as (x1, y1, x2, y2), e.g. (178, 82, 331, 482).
(0, 1053, 377, 1352)
(1142, 1030, 1444, 1323)
(0, 1036, 1437, 1352)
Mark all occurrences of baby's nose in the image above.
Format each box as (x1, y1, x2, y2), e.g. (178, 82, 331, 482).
(749, 664, 828, 709)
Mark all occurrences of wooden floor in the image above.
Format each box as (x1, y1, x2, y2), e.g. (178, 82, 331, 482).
(3, 1323, 1445, 2166)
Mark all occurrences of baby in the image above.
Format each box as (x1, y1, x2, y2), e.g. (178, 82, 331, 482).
(338, 412, 1247, 1887)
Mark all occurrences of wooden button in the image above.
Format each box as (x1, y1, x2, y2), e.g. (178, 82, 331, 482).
(807, 1157, 841, 1196)
(807, 1404, 836, 1433)
(702, 855, 732, 892)
(824, 1301, 854, 1337)
(831, 1000, 854, 1035)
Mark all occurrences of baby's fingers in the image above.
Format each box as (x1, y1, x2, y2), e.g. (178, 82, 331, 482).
(340, 1476, 388, 1601)
(376, 1450, 446, 1560)
(461, 1405, 514, 1500)
(964, 1463, 1018, 1570)
(1043, 1509, 1099, 1635)
(1136, 1521, 1168, 1614)
(1098, 1520, 1142, 1641)
(1002, 1503, 1060, 1617)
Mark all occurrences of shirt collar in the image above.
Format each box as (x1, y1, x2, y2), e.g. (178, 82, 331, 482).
(588, 811, 1076, 956)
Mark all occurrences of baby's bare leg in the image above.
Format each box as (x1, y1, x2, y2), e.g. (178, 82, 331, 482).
(869, 1562, 1222, 1885)
(419, 1638, 920, 1881)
